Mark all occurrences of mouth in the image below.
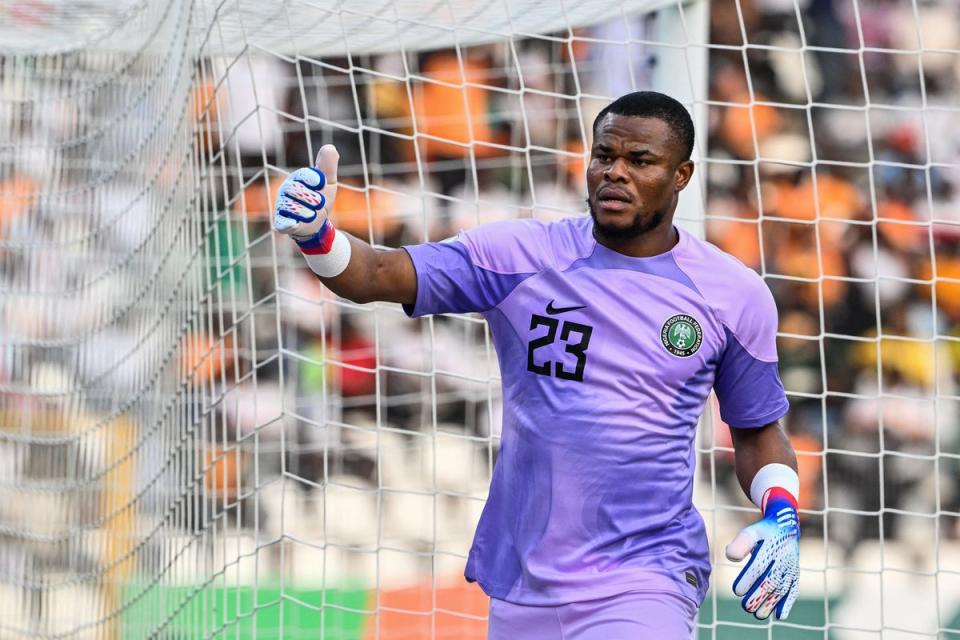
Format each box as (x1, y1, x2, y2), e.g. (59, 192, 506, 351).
(595, 189, 633, 213)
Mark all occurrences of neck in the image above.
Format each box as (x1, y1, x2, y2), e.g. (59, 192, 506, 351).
(594, 219, 679, 258)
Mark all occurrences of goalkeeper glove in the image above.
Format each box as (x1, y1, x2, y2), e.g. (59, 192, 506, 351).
(725, 487, 800, 621)
(275, 144, 339, 245)
(274, 144, 351, 277)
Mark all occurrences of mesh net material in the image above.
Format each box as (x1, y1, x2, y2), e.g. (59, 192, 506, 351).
(2, 0, 960, 638)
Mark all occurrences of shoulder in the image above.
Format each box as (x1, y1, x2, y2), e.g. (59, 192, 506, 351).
(674, 231, 779, 361)
(457, 216, 594, 274)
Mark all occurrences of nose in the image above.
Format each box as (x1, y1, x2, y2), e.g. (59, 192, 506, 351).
(603, 157, 629, 183)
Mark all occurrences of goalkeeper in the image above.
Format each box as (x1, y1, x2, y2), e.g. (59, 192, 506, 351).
(274, 91, 799, 638)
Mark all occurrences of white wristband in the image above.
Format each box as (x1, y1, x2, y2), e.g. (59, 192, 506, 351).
(749, 463, 799, 509)
(301, 230, 352, 278)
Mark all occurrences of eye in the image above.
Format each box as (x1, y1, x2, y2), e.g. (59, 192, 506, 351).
(594, 153, 610, 162)
(632, 158, 648, 166)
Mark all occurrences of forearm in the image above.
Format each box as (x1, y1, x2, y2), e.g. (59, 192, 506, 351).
(309, 233, 416, 305)
(730, 421, 797, 502)
(274, 145, 418, 306)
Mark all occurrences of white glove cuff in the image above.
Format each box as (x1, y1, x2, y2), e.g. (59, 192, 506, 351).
(302, 230, 352, 278)
(749, 463, 799, 509)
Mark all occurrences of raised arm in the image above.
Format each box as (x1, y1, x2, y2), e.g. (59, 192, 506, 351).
(273, 144, 417, 305)
(322, 237, 416, 305)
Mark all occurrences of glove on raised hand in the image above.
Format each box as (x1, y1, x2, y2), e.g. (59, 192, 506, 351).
(274, 144, 340, 249)
(274, 144, 351, 277)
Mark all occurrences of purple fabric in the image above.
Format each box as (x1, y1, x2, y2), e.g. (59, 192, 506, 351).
(714, 327, 790, 428)
(673, 239, 782, 361)
(568, 242, 701, 295)
(403, 216, 788, 607)
(487, 591, 698, 640)
(402, 240, 533, 316)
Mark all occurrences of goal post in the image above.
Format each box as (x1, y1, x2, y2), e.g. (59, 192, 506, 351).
(2, 0, 959, 638)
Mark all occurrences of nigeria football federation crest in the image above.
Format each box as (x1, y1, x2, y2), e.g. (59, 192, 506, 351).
(661, 314, 703, 357)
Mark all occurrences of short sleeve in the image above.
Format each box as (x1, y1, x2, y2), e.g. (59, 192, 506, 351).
(401, 239, 531, 318)
(713, 280, 789, 429)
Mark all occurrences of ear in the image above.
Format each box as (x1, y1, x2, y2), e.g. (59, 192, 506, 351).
(674, 160, 694, 192)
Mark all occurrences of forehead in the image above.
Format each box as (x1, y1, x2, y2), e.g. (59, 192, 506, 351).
(593, 114, 676, 151)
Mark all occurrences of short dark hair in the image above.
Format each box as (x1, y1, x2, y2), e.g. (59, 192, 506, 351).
(592, 91, 695, 161)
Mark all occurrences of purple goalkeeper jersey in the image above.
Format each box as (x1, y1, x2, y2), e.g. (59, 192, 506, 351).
(403, 216, 788, 607)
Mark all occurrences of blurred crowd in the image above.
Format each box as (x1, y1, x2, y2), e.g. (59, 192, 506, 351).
(194, 1, 960, 557)
(181, 0, 960, 559)
(3, 4, 960, 620)
(706, 0, 960, 552)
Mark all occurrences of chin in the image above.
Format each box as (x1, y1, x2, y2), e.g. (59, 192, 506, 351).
(595, 223, 644, 239)
(589, 202, 661, 239)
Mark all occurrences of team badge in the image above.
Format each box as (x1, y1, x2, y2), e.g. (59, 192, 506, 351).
(661, 314, 703, 357)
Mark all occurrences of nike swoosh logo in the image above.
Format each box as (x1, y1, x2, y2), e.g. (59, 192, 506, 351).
(546, 300, 587, 315)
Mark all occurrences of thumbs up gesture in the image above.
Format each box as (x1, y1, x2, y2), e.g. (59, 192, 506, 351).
(274, 144, 340, 243)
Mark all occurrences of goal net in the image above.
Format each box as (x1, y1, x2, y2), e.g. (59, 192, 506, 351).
(1, 0, 958, 638)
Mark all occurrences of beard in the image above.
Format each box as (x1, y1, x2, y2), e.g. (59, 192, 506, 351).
(587, 198, 665, 240)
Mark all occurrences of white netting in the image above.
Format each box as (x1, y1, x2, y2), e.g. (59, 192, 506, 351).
(2, 0, 960, 637)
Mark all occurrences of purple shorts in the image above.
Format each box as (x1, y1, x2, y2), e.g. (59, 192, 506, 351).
(487, 591, 698, 640)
